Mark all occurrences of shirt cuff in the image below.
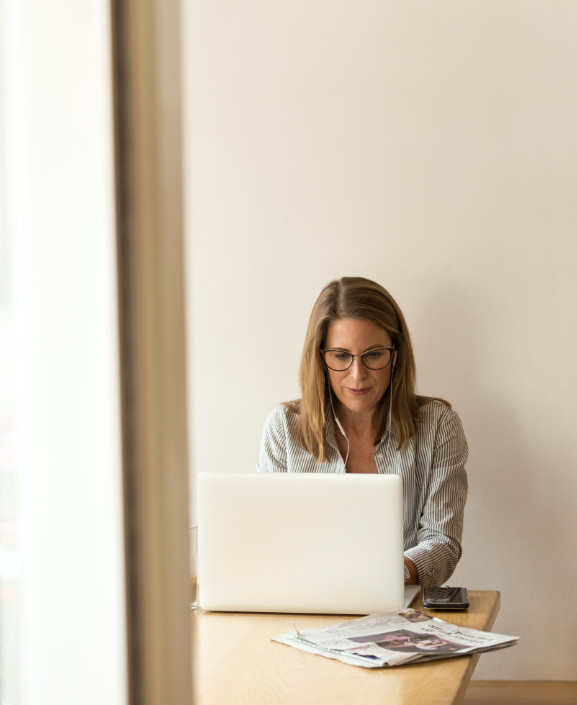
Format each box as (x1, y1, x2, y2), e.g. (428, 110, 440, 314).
(404, 546, 437, 587)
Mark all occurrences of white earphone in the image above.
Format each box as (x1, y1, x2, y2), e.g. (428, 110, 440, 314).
(326, 344, 397, 467)
(387, 346, 397, 435)
(327, 379, 350, 469)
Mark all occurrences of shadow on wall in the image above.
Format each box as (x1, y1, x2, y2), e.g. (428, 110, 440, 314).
(411, 280, 568, 589)
(409, 279, 575, 676)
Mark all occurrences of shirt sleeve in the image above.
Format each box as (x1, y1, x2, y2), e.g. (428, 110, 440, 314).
(256, 405, 290, 473)
(404, 407, 468, 587)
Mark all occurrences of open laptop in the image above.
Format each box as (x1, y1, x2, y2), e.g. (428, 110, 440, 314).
(197, 472, 420, 614)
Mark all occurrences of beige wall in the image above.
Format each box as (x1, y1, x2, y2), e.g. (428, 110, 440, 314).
(184, 1, 577, 679)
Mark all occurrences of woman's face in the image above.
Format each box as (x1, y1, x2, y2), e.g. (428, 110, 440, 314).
(323, 317, 393, 421)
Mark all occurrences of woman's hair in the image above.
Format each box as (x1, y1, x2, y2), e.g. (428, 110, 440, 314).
(291, 276, 449, 462)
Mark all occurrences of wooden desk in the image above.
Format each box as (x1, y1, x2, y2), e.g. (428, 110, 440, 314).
(192, 590, 500, 705)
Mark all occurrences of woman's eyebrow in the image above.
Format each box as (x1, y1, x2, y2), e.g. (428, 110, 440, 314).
(326, 345, 388, 352)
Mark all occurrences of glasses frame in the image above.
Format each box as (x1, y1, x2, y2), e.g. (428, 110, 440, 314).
(321, 347, 395, 372)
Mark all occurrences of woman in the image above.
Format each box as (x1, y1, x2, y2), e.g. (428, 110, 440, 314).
(257, 276, 468, 587)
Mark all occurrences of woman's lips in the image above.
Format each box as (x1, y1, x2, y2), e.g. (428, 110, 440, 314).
(346, 387, 372, 396)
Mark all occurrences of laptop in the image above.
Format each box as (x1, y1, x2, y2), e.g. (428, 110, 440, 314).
(197, 472, 420, 614)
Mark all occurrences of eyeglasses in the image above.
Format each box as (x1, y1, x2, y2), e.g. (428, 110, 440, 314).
(321, 347, 394, 372)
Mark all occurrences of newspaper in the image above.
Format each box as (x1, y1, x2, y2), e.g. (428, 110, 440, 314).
(273, 609, 519, 668)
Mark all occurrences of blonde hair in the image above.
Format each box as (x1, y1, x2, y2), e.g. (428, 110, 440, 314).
(291, 276, 449, 462)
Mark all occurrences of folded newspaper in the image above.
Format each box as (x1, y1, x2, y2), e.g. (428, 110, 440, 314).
(273, 609, 519, 668)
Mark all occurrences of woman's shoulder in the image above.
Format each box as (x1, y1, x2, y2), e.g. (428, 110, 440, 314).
(417, 398, 463, 428)
(417, 398, 466, 444)
(263, 401, 301, 430)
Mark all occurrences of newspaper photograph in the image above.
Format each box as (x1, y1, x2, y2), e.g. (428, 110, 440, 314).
(273, 609, 519, 668)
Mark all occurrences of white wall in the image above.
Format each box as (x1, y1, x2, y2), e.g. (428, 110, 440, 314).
(184, 1, 577, 679)
(1, 1, 127, 702)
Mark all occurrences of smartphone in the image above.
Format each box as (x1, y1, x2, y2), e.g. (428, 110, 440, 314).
(422, 586, 469, 610)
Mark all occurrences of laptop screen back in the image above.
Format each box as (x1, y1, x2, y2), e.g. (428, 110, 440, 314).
(197, 472, 405, 614)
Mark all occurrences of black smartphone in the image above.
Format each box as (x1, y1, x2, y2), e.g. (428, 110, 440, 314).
(422, 586, 469, 610)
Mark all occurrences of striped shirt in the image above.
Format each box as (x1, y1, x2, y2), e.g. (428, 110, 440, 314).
(257, 400, 468, 587)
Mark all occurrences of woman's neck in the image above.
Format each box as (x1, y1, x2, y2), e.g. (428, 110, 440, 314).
(334, 405, 376, 442)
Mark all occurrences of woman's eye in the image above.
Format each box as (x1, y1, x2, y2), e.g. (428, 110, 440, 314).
(333, 352, 350, 361)
(364, 351, 384, 361)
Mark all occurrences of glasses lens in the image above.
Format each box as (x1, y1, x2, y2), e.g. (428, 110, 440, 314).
(362, 348, 392, 370)
(323, 350, 353, 371)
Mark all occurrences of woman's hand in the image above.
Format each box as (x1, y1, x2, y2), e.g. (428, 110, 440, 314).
(404, 557, 418, 585)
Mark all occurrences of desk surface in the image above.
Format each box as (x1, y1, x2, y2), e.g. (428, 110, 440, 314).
(192, 590, 501, 705)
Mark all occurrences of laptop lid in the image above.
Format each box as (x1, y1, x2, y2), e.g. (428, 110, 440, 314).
(197, 472, 406, 614)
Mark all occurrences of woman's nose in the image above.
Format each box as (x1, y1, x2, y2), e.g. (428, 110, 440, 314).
(348, 356, 367, 379)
